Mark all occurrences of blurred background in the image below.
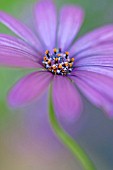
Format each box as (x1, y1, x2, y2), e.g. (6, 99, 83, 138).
(0, 0, 113, 169)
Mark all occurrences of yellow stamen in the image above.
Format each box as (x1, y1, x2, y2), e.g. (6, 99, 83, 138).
(44, 56, 47, 61)
(69, 63, 73, 67)
(71, 58, 75, 62)
(43, 49, 74, 75)
(45, 50, 49, 55)
(65, 51, 69, 56)
(55, 58, 58, 62)
(65, 62, 68, 67)
(52, 65, 56, 69)
(58, 64, 62, 69)
(53, 48, 57, 53)
(48, 60, 51, 65)
(57, 54, 61, 57)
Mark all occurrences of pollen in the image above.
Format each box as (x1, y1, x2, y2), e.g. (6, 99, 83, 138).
(71, 58, 75, 62)
(69, 63, 73, 68)
(58, 64, 62, 69)
(55, 57, 58, 62)
(44, 56, 47, 61)
(52, 64, 56, 69)
(42, 48, 74, 76)
(53, 48, 57, 53)
(65, 62, 68, 67)
(45, 50, 49, 55)
(65, 51, 69, 56)
(48, 60, 51, 65)
(57, 54, 61, 57)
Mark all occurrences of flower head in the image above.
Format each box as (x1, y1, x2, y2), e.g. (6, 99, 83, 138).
(0, 0, 113, 120)
(42, 48, 75, 75)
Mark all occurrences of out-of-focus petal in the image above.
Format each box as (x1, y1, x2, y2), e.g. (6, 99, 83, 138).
(0, 34, 39, 56)
(74, 44, 113, 61)
(0, 11, 43, 51)
(75, 78, 113, 118)
(35, 0, 57, 50)
(72, 44, 113, 78)
(71, 70, 113, 117)
(8, 71, 53, 107)
(75, 65, 113, 78)
(58, 5, 84, 51)
(70, 25, 113, 56)
(74, 45, 113, 77)
(76, 55, 113, 69)
(52, 75, 82, 120)
(0, 35, 42, 68)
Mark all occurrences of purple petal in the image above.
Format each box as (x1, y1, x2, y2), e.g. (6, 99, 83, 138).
(0, 11, 43, 51)
(52, 75, 82, 120)
(0, 34, 39, 55)
(71, 70, 113, 117)
(0, 34, 42, 68)
(74, 44, 113, 61)
(75, 53, 113, 78)
(35, 0, 57, 50)
(58, 5, 84, 51)
(76, 55, 113, 68)
(8, 71, 53, 107)
(72, 44, 113, 78)
(70, 25, 113, 56)
(75, 65, 113, 78)
(75, 78, 113, 118)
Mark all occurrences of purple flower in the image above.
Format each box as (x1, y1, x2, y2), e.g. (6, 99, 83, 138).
(0, 0, 113, 120)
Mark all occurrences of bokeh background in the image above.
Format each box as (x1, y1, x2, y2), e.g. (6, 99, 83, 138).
(0, 0, 113, 169)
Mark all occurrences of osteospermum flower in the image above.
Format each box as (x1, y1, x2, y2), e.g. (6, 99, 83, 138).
(1, 0, 113, 120)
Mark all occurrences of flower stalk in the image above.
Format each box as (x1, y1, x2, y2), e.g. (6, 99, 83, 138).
(49, 86, 96, 170)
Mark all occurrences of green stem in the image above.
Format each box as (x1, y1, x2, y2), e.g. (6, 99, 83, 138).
(49, 87, 96, 170)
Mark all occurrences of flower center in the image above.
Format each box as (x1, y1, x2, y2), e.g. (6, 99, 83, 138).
(42, 48, 74, 76)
